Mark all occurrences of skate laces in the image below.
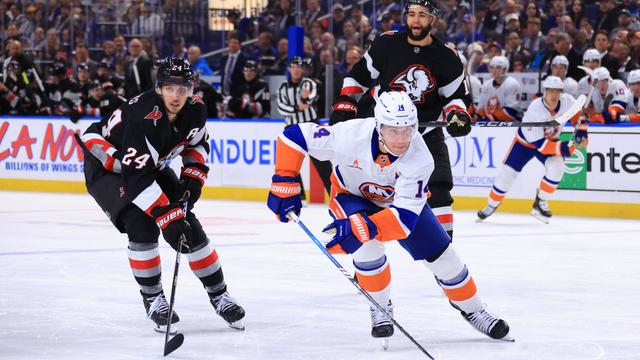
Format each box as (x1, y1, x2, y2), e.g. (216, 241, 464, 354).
(212, 292, 238, 314)
(147, 293, 170, 318)
(370, 303, 393, 326)
(467, 306, 498, 335)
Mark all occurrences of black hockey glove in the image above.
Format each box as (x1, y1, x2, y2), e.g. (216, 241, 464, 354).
(329, 95, 358, 125)
(573, 122, 589, 150)
(151, 203, 192, 252)
(446, 109, 472, 137)
(180, 163, 209, 211)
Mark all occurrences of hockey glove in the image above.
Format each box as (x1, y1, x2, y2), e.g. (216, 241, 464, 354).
(446, 109, 472, 137)
(322, 213, 378, 254)
(267, 174, 302, 223)
(329, 95, 358, 125)
(573, 123, 589, 150)
(151, 203, 192, 252)
(180, 163, 209, 210)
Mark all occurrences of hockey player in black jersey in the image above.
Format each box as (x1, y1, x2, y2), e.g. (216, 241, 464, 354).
(78, 57, 246, 334)
(330, 0, 472, 241)
(226, 60, 271, 118)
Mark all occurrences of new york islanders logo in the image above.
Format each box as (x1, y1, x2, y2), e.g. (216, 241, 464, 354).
(390, 64, 436, 104)
(359, 182, 395, 202)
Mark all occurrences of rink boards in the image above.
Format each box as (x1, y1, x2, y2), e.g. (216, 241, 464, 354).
(0, 116, 638, 219)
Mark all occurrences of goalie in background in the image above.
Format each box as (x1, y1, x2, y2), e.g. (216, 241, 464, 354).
(477, 76, 588, 223)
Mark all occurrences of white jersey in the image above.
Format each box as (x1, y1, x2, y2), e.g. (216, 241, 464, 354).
(577, 75, 592, 96)
(517, 93, 577, 144)
(625, 93, 640, 114)
(590, 79, 629, 113)
(469, 74, 482, 107)
(277, 118, 433, 240)
(563, 77, 579, 98)
(477, 76, 522, 120)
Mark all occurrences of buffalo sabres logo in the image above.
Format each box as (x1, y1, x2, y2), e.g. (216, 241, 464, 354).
(144, 105, 163, 126)
(359, 182, 395, 202)
(157, 141, 187, 170)
(390, 64, 436, 104)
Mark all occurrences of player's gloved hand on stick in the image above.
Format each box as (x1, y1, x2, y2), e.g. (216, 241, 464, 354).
(267, 174, 302, 222)
(329, 95, 358, 125)
(322, 212, 378, 254)
(573, 122, 589, 149)
(151, 203, 192, 252)
(180, 163, 209, 210)
(446, 108, 472, 137)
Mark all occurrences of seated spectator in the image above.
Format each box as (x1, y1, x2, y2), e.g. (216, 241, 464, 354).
(187, 45, 213, 76)
(504, 31, 531, 68)
(453, 14, 485, 49)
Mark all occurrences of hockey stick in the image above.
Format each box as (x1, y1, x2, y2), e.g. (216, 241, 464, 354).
(287, 212, 435, 359)
(163, 191, 191, 356)
(421, 119, 561, 128)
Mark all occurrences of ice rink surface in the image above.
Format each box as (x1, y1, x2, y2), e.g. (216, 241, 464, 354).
(1, 190, 639, 360)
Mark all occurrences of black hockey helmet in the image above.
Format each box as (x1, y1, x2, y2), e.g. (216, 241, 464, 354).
(50, 62, 67, 76)
(243, 59, 258, 70)
(156, 57, 194, 87)
(289, 56, 304, 67)
(405, 0, 438, 16)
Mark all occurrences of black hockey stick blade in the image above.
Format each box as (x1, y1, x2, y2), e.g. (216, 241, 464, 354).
(163, 333, 184, 356)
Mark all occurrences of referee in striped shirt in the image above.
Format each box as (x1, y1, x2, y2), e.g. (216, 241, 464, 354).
(276, 56, 319, 126)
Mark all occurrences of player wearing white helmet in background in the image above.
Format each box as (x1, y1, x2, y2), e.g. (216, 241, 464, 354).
(477, 76, 588, 223)
(622, 69, 640, 123)
(550, 55, 579, 98)
(476, 55, 522, 121)
(267, 91, 511, 344)
(587, 67, 630, 123)
(577, 48, 601, 95)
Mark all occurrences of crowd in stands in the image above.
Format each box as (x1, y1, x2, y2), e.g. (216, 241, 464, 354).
(2, 0, 640, 120)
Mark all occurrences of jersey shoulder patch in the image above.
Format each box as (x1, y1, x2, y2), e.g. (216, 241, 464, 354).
(144, 105, 163, 121)
(189, 94, 204, 105)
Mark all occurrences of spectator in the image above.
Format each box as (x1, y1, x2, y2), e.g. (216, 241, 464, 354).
(305, 0, 322, 26)
(264, 37, 288, 75)
(351, 5, 368, 31)
(140, 37, 159, 63)
(337, 19, 360, 55)
(453, 14, 485, 49)
(123, 38, 153, 99)
(523, 18, 546, 60)
(612, 43, 639, 78)
(71, 43, 97, 76)
(612, 9, 639, 40)
(568, 0, 587, 29)
(101, 40, 116, 65)
(379, 13, 394, 33)
(29, 27, 46, 50)
(503, 13, 522, 41)
(344, 46, 363, 73)
(252, 32, 277, 64)
(132, 4, 164, 38)
(220, 32, 247, 96)
(595, 0, 620, 33)
(504, 31, 531, 69)
(546, 32, 583, 81)
(113, 35, 128, 61)
(466, 42, 485, 74)
(170, 36, 187, 58)
(187, 45, 213, 76)
(546, 0, 566, 31)
(329, 3, 346, 38)
(360, 18, 377, 50)
(594, 30, 622, 78)
(310, 21, 326, 50)
(275, 0, 296, 39)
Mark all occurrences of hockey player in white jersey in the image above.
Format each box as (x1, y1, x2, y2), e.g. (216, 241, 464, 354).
(622, 69, 640, 123)
(476, 55, 522, 121)
(577, 49, 601, 96)
(587, 67, 630, 123)
(477, 77, 588, 223)
(267, 91, 511, 342)
(550, 55, 579, 98)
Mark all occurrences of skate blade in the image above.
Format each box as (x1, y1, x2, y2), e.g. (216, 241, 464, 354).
(530, 210, 550, 224)
(381, 338, 389, 350)
(154, 323, 178, 335)
(228, 319, 245, 330)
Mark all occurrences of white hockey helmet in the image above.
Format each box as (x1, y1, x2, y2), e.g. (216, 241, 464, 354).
(583, 48, 601, 63)
(551, 55, 569, 67)
(374, 91, 418, 155)
(628, 69, 640, 85)
(593, 67, 611, 82)
(542, 76, 565, 91)
(489, 55, 509, 70)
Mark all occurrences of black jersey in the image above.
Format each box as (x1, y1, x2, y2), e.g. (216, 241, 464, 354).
(81, 89, 210, 215)
(227, 78, 271, 118)
(342, 30, 471, 124)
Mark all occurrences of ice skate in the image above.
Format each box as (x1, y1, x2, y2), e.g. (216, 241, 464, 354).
(370, 300, 394, 350)
(531, 193, 552, 224)
(452, 303, 513, 341)
(477, 204, 498, 221)
(210, 292, 246, 330)
(141, 291, 179, 334)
